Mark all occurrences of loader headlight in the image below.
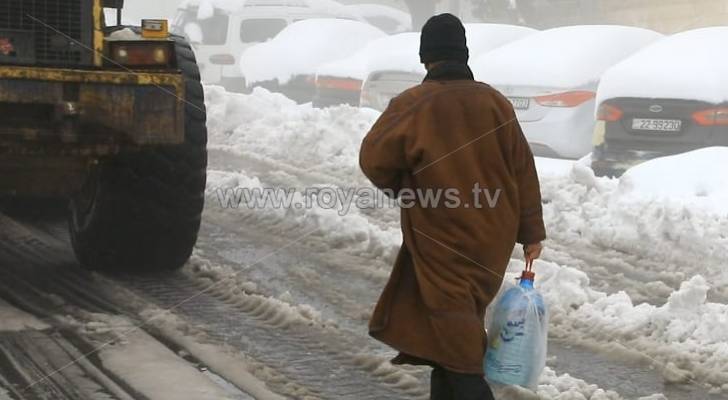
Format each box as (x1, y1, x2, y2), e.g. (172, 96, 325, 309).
(108, 42, 173, 67)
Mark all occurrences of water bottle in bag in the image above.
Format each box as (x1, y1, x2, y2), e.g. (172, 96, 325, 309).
(485, 264, 548, 390)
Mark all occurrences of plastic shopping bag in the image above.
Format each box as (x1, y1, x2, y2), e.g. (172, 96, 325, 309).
(484, 266, 549, 390)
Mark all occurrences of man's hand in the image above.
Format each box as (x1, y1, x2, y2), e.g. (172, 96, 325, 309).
(523, 242, 543, 267)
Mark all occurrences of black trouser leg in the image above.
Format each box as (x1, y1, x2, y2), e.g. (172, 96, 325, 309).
(430, 366, 496, 400)
(430, 367, 453, 400)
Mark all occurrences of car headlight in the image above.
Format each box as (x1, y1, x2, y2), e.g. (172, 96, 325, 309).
(108, 42, 173, 67)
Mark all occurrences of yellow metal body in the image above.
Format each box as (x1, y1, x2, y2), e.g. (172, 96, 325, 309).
(0, 65, 184, 88)
(0, 2, 187, 197)
(0, 65, 185, 145)
(94, 0, 104, 66)
(0, 65, 186, 197)
(142, 19, 170, 39)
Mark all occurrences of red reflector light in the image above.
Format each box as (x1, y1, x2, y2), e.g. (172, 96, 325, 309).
(597, 103, 624, 122)
(692, 108, 728, 126)
(315, 77, 363, 92)
(535, 91, 596, 107)
(209, 54, 236, 65)
(109, 42, 172, 67)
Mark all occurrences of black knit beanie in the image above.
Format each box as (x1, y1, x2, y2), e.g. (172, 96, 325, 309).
(419, 13, 469, 64)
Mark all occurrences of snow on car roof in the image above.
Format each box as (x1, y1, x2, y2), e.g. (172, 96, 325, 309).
(321, 24, 537, 82)
(240, 19, 385, 85)
(596, 27, 728, 105)
(465, 23, 538, 60)
(316, 32, 422, 81)
(473, 25, 663, 89)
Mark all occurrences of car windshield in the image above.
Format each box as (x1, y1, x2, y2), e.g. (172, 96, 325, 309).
(174, 8, 229, 45)
(240, 18, 288, 43)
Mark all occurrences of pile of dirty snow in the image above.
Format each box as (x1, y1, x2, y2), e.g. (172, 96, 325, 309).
(205, 85, 380, 183)
(540, 160, 728, 288)
(206, 168, 402, 261)
(204, 86, 728, 286)
(203, 86, 728, 388)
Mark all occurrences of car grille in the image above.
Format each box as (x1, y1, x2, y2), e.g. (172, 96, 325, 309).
(0, 0, 93, 66)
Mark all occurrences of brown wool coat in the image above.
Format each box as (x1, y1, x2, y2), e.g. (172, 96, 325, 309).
(360, 77, 546, 375)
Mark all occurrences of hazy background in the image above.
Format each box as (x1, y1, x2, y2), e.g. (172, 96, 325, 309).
(120, 0, 728, 33)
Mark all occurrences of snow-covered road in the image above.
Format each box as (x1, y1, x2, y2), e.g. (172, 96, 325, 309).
(0, 212, 256, 400)
(1, 195, 724, 399)
(200, 85, 728, 398)
(202, 147, 726, 400)
(1, 85, 727, 399)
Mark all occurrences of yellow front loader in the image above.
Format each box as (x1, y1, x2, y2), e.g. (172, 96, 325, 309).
(0, 0, 207, 272)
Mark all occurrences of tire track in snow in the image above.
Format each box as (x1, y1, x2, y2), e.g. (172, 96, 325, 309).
(0, 211, 426, 399)
(204, 149, 728, 399)
(210, 147, 728, 305)
(115, 272, 430, 400)
(541, 236, 728, 305)
(0, 213, 254, 400)
(3, 199, 720, 399)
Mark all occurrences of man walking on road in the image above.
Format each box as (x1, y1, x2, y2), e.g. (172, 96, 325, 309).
(359, 14, 546, 399)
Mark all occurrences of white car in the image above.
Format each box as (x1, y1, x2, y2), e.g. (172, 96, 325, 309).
(240, 19, 385, 103)
(314, 32, 420, 108)
(359, 24, 538, 111)
(473, 25, 663, 159)
(591, 27, 728, 176)
(172, 0, 360, 92)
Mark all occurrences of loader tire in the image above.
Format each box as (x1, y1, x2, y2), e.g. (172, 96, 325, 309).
(69, 35, 207, 273)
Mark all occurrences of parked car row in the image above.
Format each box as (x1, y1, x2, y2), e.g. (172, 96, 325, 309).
(474, 25, 663, 159)
(313, 24, 537, 109)
(358, 24, 538, 111)
(312, 24, 727, 175)
(172, 0, 410, 91)
(174, 2, 728, 174)
(319, 24, 663, 161)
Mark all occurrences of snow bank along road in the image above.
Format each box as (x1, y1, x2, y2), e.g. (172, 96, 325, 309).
(202, 86, 728, 399)
(0, 85, 726, 399)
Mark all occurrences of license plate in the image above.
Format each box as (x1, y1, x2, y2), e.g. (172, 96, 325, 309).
(632, 118, 682, 132)
(509, 97, 530, 110)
